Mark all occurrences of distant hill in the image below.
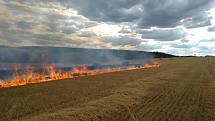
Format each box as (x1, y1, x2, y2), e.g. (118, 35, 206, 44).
(0, 46, 176, 64)
(151, 52, 177, 58)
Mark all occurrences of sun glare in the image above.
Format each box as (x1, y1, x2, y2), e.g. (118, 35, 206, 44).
(98, 24, 121, 36)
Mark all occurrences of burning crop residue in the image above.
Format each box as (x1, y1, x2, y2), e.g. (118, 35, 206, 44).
(0, 62, 160, 88)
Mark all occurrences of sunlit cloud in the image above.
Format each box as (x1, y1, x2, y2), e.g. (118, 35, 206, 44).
(0, 0, 215, 55)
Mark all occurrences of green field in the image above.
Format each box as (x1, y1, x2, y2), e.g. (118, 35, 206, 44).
(0, 57, 215, 121)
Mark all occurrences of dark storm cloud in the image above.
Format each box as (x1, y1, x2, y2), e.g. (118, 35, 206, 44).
(140, 28, 187, 41)
(13, 0, 142, 22)
(139, 0, 213, 28)
(64, 0, 142, 22)
(60, 0, 213, 28)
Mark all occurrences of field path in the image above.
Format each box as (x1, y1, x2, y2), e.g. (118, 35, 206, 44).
(0, 57, 215, 121)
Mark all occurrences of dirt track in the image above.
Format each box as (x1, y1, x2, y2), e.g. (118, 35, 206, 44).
(0, 57, 215, 121)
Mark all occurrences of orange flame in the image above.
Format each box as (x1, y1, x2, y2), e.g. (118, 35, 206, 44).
(0, 62, 160, 88)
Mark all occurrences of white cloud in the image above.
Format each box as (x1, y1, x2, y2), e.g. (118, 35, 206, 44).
(208, 7, 215, 25)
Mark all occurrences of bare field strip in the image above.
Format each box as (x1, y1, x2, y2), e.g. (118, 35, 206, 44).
(0, 57, 215, 121)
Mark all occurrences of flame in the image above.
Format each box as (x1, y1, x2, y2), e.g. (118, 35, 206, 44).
(0, 62, 160, 88)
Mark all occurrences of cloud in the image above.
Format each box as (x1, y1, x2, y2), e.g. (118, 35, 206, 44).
(139, 0, 213, 28)
(62, 0, 214, 28)
(77, 32, 97, 37)
(0, 21, 10, 30)
(0, 0, 215, 56)
(17, 21, 33, 29)
(140, 28, 187, 41)
(208, 26, 215, 32)
(137, 42, 163, 51)
(105, 36, 141, 47)
(170, 43, 193, 49)
(63, 0, 142, 22)
(181, 12, 212, 28)
(119, 26, 134, 34)
(0, 1, 107, 48)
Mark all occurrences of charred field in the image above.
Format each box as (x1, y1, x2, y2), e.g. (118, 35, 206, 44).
(0, 57, 215, 121)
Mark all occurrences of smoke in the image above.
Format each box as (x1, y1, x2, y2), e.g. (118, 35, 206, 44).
(0, 46, 154, 81)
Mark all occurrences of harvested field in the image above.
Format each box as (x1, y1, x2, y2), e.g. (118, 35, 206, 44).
(0, 57, 215, 121)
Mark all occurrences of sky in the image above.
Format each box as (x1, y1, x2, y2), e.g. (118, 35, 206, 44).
(0, 0, 215, 56)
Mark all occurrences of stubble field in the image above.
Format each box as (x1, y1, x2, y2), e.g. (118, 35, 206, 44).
(0, 57, 215, 121)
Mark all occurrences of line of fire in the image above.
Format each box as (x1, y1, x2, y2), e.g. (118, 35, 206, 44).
(0, 61, 160, 88)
